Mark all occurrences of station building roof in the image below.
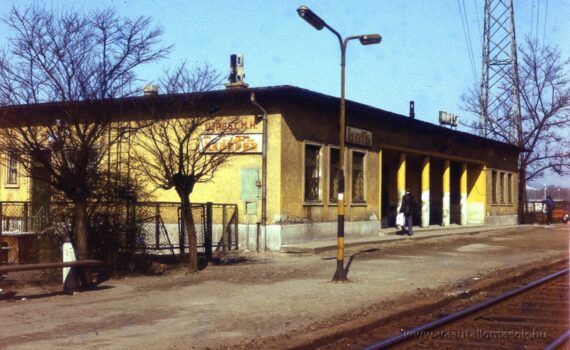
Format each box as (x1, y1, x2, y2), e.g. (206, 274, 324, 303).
(0, 84, 523, 154)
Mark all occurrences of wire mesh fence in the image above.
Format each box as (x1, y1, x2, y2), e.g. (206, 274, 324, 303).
(0, 201, 238, 286)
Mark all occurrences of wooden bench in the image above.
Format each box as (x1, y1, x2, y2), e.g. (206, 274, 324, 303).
(0, 260, 109, 294)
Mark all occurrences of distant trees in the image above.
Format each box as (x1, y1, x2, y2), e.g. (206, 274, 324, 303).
(462, 38, 570, 219)
(132, 63, 240, 272)
(0, 5, 170, 261)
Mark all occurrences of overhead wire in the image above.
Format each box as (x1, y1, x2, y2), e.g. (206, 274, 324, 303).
(530, 0, 534, 41)
(457, 0, 478, 82)
(473, 0, 483, 43)
(543, 0, 549, 43)
(534, 1, 540, 41)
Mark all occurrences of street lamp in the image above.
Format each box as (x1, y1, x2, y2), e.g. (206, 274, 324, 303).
(297, 6, 382, 282)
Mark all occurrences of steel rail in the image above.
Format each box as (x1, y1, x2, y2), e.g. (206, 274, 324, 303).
(363, 268, 570, 350)
(544, 330, 570, 350)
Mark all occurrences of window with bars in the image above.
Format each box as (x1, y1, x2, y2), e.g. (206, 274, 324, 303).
(507, 173, 513, 204)
(352, 151, 365, 203)
(499, 172, 505, 204)
(491, 170, 497, 204)
(329, 148, 340, 203)
(6, 152, 18, 186)
(304, 144, 321, 202)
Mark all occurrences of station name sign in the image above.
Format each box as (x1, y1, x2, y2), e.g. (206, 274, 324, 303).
(346, 127, 372, 147)
(204, 120, 259, 133)
(199, 134, 262, 154)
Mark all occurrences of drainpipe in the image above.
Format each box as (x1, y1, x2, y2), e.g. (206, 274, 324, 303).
(251, 92, 267, 252)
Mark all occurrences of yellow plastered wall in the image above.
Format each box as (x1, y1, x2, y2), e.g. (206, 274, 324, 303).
(467, 164, 486, 224)
(0, 154, 31, 202)
(129, 113, 282, 224)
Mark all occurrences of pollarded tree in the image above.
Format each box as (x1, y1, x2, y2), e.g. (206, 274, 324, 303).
(132, 62, 248, 272)
(462, 38, 570, 221)
(0, 5, 171, 261)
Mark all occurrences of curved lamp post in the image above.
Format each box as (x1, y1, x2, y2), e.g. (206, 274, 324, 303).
(297, 6, 382, 282)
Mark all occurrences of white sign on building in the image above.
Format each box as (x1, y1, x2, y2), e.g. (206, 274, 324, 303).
(199, 134, 262, 154)
(346, 127, 372, 147)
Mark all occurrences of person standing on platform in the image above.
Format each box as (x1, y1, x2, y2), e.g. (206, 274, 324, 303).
(400, 188, 415, 236)
(543, 195, 555, 225)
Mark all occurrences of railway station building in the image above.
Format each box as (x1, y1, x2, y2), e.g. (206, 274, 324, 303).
(0, 85, 522, 252)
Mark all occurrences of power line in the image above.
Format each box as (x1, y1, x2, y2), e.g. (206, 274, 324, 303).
(542, 0, 548, 44)
(530, 0, 534, 41)
(535, 0, 540, 41)
(457, 0, 478, 82)
(473, 0, 483, 43)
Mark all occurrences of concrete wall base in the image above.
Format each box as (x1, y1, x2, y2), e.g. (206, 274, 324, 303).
(238, 221, 381, 251)
(486, 215, 518, 226)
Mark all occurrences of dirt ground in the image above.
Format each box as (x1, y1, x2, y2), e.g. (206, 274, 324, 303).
(1, 225, 568, 350)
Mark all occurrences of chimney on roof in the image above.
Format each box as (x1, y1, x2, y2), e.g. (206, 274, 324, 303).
(409, 101, 415, 119)
(225, 54, 249, 89)
(144, 84, 159, 96)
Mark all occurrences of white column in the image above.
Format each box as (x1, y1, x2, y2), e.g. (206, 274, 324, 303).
(460, 163, 468, 225)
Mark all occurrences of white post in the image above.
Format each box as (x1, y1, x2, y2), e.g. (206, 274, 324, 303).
(62, 242, 76, 284)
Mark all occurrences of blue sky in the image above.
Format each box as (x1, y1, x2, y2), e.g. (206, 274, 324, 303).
(1, 0, 569, 185)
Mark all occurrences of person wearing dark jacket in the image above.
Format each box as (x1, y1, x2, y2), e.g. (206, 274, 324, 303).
(543, 196, 555, 225)
(399, 189, 414, 236)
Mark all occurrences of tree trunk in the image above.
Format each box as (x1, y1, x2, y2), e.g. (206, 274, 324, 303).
(74, 200, 89, 260)
(180, 194, 198, 273)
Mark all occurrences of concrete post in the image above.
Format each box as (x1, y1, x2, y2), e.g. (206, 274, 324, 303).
(397, 153, 406, 211)
(443, 160, 451, 226)
(421, 156, 430, 227)
(62, 242, 76, 284)
(460, 163, 468, 225)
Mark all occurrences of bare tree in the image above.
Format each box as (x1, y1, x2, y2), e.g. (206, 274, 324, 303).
(132, 63, 246, 272)
(0, 5, 171, 261)
(462, 38, 570, 220)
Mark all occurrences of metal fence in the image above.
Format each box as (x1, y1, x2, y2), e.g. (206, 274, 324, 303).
(0, 201, 238, 266)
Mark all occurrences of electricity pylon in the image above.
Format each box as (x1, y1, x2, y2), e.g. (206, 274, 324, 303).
(480, 0, 522, 145)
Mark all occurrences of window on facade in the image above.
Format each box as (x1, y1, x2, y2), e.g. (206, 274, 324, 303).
(507, 173, 513, 204)
(499, 172, 505, 204)
(329, 148, 340, 203)
(6, 152, 18, 185)
(491, 170, 497, 204)
(304, 144, 321, 202)
(352, 151, 365, 202)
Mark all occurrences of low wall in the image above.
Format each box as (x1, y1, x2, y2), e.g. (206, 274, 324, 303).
(238, 221, 381, 251)
(487, 215, 518, 226)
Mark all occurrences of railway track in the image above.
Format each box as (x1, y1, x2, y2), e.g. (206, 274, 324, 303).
(361, 268, 569, 350)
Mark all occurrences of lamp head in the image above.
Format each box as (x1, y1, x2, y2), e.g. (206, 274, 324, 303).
(297, 6, 325, 30)
(359, 34, 382, 45)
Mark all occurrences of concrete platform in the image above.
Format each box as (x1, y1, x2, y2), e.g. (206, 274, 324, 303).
(280, 224, 522, 253)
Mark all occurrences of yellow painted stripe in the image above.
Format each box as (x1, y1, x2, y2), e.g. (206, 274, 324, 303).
(422, 157, 430, 192)
(337, 237, 344, 260)
(397, 153, 406, 192)
(378, 149, 383, 215)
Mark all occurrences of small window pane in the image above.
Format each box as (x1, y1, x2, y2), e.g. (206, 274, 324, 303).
(507, 173, 513, 204)
(7, 153, 18, 185)
(500, 172, 505, 204)
(304, 144, 320, 201)
(329, 148, 340, 202)
(352, 152, 365, 202)
(491, 170, 497, 204)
